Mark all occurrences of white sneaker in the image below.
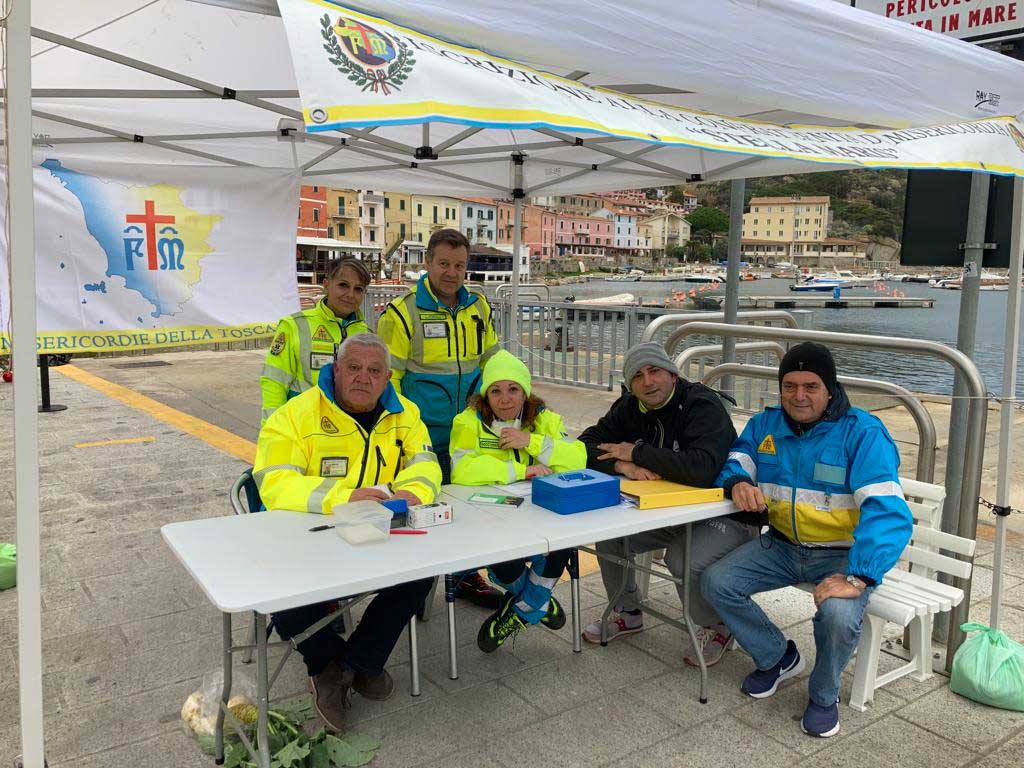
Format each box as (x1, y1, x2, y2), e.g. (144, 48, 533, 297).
(582, 612, 643, 644)
(683, 625, 735, 667)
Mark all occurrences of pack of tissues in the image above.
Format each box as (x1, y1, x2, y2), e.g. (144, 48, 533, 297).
(531, 470, 620, 515)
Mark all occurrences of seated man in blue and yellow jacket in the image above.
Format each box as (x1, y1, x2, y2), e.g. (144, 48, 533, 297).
(254, 334, 440, 732)
(702, 342, 912, 740)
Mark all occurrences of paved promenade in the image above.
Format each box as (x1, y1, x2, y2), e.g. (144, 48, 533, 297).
(0, 350, 1022, 767)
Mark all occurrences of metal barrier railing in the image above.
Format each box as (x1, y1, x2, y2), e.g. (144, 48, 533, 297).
(671, 321, 986, 664)
(492, 301, 809, 390)
(495, 283, 550, 300)
(701, 362, 938, 484)
(676, 342, 786, 406)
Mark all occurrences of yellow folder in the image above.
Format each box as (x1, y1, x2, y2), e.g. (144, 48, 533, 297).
(619, 480, 724, 509)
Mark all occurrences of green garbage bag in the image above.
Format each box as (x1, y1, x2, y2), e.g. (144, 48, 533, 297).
(0, 543, 14, 591)
(950, 622, 1024, 712)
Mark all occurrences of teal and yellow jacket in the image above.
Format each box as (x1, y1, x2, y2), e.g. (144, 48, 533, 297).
(449, 406, 586, 485)
(375, 276, 498, 448)
(715, 390, 911, 584)
(260, 298, 368, 425)
(254, 363, 441, 513)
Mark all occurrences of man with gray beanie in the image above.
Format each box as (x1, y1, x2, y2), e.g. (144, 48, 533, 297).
(579, 341, 753, 666)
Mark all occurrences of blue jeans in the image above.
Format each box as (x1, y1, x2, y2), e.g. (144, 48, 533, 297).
(701, 535, 873, 707)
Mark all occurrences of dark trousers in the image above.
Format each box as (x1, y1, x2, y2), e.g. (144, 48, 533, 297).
(273, 578, 433, 676)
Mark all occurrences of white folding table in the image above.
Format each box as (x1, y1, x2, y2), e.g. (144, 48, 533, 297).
(162, 505, 547, 768)
(441, 484, 737, 703)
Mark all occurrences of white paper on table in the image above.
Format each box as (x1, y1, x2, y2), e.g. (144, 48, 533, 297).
(492, 480, 534, 496)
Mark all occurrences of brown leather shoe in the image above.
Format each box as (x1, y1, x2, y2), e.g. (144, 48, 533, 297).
(353, 669, 394, 701)
(308, 661, 354, 731)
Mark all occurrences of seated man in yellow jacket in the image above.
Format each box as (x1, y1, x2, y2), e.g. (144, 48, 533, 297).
(254, 334, 440, 732)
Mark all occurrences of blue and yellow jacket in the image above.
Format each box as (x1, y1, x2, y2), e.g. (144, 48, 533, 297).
(375, 275, 498, 449)
(260, 298, 368, 425)
(254, 364, 441, 513)
(715, 391, 912, 584)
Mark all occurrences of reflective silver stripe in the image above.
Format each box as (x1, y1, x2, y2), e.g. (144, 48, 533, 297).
(261, 406, 278, 422)
(394, 475, 439, 497)
(537, 435, 555, 465)
(261, 364, 293, 386)
(802, 539, 853, 548)
(729, 451, 757, 482)
(760, 482, 792, 502)
(507, 461, 516, 484)
(292, 379, 312, 393)
(794, 488, 856, 509)
(854, 481, 904, 508)
(406, 451, 438, 467)
(527, 568, 558, 590)
(253, 463, 305, 488)
(450, 448, 473, 467)
(515, 598, 539, 614)
(405, 357, 463, 375)
(479, 343, 499, 366)
(306, 477, 334, 514)
(292, 312, 314, 387)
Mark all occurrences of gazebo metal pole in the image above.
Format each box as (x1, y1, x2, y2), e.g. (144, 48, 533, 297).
(991, 176, 1024, 630)
(509, 153, 525, 352)
(721, 178, 745, 398)
(940, 172, 988, 648)
(9, 2, 47, 765)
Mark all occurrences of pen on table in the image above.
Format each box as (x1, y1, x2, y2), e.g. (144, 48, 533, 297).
(390, 529, 428, 535)
(308, 524, 334, 532)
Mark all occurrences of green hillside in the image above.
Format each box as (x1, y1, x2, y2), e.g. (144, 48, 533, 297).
(682, 169, 908, 241)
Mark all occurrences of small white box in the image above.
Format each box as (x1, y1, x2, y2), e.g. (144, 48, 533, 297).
(331, 500, 390, 545)
(407, 502, 453, 529)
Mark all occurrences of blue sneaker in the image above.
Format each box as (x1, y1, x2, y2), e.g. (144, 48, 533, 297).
(801, 698, 841, 738)
(741, 639, 805, 698)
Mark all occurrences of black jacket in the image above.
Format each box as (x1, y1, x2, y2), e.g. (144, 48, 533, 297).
(580, 378, 737, 488)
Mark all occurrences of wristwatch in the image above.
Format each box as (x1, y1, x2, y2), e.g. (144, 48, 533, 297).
(845, 574, 867, 591)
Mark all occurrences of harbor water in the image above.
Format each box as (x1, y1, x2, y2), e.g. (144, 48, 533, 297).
(547, 277, 1024, 398)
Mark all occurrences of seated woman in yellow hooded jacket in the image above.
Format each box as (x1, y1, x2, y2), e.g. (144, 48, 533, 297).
(449, 349, 586, 653)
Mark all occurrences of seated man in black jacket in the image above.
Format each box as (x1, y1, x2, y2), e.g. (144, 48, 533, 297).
(580, 342, 752, 667)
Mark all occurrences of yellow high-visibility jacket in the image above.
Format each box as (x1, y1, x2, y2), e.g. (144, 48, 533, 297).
(254, 363, 441, 513)
(449, 406, 586, 485)
(260, 298, 369, 425)
(375, 276, 498, 449)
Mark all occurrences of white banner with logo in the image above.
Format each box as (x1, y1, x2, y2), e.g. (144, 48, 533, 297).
(0, 161, 301, 354)
(279, 0, 1024, 178)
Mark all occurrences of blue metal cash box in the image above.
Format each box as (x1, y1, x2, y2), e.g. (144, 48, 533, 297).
(532, 470, 620, 515)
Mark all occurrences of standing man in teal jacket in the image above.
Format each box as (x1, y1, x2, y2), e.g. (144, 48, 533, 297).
(377, 228, 502, 608)
(702, 342, 912, 739)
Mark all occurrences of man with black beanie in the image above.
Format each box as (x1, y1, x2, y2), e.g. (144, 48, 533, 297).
(702, 342, 912, 739)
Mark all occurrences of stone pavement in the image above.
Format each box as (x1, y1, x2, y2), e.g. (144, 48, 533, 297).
(0, 353, 1022, 767)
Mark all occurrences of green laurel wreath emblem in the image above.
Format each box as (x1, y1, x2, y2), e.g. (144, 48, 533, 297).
(320, 14, 415, 95)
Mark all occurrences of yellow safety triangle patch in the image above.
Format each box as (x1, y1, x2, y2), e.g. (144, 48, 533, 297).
(758, 434, 776, 455)
(320, 416, 339, 434)
(312, 325, 333, 343)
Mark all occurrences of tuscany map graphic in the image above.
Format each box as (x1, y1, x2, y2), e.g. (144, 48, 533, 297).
(41, 159, 221, 320)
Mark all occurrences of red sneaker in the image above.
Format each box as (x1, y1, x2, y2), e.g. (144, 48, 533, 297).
(454, 572, 502, 609)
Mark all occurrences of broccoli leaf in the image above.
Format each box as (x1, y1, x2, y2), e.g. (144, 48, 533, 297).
(342, 732, 381, 752)
(324, 734, 374, 767)
(272, 737, 310, 768)
(195, 733, 217, 755)
(274, 695, 317, 722)
(309, 741, 332, 768)
(223, 742, 250, 768)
